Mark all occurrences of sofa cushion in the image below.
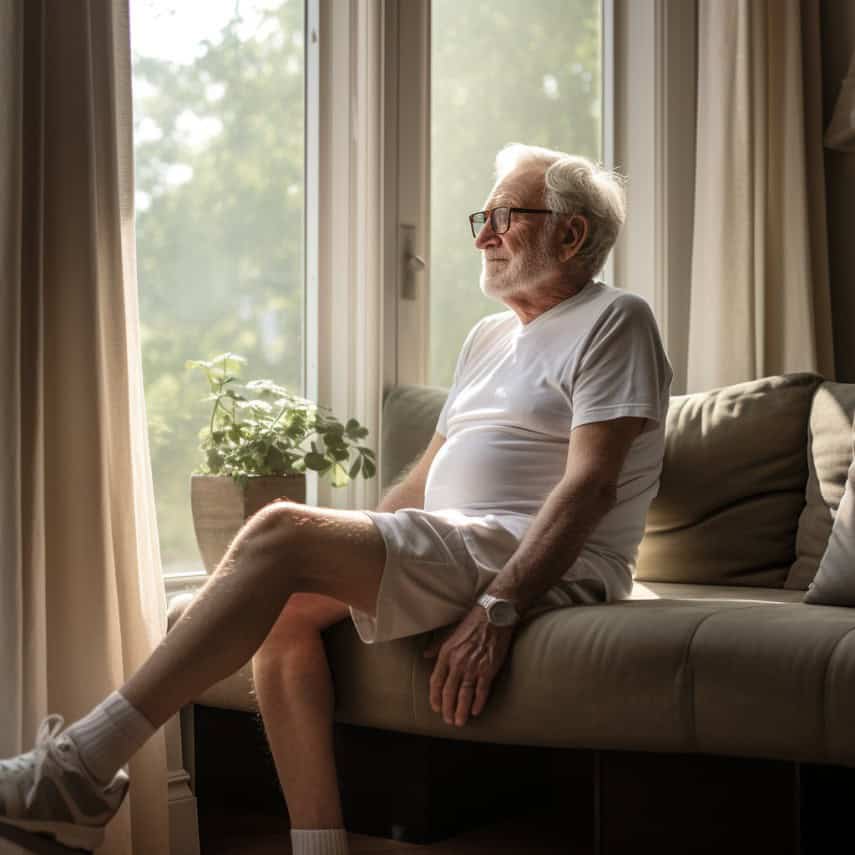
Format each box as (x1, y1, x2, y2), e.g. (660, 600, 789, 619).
(802, 423, 855, 604)
(381, 385, 448, 489)
(168, 582, 855, 767)
(634, 373, 823, 587)
(786, 382, 855, 589)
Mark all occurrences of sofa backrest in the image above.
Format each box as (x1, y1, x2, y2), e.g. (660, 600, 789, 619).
(381, 385, 447, 489)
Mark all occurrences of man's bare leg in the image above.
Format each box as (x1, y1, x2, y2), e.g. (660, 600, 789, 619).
(252, 594, 351, 830)
(121, 501, 385, 730)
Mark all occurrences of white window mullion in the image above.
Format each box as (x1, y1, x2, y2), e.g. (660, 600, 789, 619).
(611, 0, 696, 394)
(392, 0, 430, 387)
(601, 0, 616, 287)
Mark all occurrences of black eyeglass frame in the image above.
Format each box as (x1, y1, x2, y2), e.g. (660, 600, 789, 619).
(468, 207, 558, 239)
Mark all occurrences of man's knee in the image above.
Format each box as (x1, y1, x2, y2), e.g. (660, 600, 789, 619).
(241, 500, 308, 563)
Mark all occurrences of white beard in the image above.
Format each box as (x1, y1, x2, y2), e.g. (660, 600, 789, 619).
(479, 234, 554, 300)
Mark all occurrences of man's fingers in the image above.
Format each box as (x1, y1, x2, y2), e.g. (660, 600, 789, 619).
(442, 669, 465, 724)
(429, 657, 449, 712)
(455, 680, 478, 727)
(471, 681, 489, 717)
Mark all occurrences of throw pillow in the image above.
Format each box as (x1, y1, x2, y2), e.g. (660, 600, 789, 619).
(804, 416, 855, 605)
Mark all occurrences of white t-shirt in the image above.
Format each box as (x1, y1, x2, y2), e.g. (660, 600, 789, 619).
(424, 279, 673, 601)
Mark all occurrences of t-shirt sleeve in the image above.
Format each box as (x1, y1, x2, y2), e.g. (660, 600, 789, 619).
(564, 295, 673, 433)
(435, 318, 484, 437)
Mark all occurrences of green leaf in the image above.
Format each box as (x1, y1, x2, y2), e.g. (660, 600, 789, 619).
(265, 446, 285, 471)
(210, 352, 247, 367)
(330, 445, 349, 462)
(304, 452, 328, 471)
(246, 379, 290, 398)
(286, 422, 305, 439)
(362, 458, 376, 479)
(348, 457, 362, 478)
(329, 463, 349, 488)
(206, 449, 224, 472)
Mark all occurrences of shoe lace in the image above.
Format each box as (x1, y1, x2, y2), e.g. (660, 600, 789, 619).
(0, 714, 77, 811)
(0, 714, 66, 775)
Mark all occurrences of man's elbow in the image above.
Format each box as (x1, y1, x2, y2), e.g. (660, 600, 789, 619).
(556, 473, 618, 510)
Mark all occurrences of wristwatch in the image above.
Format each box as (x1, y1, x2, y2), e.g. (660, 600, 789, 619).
(477, 593, 520, 627)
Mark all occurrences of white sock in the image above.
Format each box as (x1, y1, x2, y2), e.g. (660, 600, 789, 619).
(63, 690, 156, 785)
(290, 828, 350, 855)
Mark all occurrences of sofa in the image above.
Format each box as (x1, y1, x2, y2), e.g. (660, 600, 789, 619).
(168, 371, 855, 855)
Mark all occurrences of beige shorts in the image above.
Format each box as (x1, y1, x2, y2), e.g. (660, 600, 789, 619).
(348, 507, 608, 644)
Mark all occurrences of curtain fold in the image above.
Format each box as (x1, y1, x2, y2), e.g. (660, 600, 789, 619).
(825, 48, 855, 150)
(687, 0, 835, 393)
(1, 1, 169, 852)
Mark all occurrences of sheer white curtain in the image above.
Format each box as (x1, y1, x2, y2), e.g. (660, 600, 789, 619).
(687, 0, 835, 392)
(1, 1, 169, 852)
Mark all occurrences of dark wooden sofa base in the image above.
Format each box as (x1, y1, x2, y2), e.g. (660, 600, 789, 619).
(193, 704, 853, 855)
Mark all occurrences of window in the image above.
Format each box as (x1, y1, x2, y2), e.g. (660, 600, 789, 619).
(428, 0, 602, 386)
(130, 0, 305, 577)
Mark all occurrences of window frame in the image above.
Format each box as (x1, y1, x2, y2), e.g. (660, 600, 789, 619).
(393, 0, 697, 394)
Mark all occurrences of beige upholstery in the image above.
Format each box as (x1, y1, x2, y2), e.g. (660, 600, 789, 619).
(786, 381, 855, 589)
(171, 374, 855, 771)
(168, 581, 855, 766)
(635, 373, 822, 587)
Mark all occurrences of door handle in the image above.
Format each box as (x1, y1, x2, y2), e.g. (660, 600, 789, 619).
(401, 224, 425, 300)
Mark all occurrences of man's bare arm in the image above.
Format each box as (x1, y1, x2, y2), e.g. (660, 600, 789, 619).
(483, 417, 647, 615)
(374, 432, 446, 513)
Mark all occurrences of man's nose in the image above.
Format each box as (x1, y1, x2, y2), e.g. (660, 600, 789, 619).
(474, 221, 499, 250)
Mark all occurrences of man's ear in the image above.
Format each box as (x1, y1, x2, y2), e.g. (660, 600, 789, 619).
(559, 215, 588, 260)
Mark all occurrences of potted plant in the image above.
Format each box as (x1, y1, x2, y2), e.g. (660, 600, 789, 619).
(187, 352, 376, 573)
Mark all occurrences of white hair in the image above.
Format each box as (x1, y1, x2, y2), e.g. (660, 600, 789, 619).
(494, 143, 627, 278)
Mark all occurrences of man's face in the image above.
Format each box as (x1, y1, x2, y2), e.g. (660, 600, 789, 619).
(474, 164, 558, 300)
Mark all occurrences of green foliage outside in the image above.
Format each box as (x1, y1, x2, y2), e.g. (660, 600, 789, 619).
(132, 0, 600, 574)
(132, 0, 305, 573)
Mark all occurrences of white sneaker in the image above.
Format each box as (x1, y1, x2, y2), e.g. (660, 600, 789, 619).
(0, 714, 128, 852)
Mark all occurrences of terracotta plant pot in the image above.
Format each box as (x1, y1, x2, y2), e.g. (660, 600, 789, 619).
(190, 473, 306, 574)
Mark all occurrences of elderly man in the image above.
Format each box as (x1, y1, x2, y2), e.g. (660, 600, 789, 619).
(0, 143, 672, 855)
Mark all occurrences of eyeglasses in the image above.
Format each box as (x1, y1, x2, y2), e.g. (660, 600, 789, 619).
(468, 207, 557, 239)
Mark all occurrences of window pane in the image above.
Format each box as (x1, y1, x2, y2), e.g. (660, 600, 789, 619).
(429, 0, 601, 386)
(131, 0, 304, 576)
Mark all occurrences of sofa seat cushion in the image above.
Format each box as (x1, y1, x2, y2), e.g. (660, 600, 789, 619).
(168, 582, 855, 767)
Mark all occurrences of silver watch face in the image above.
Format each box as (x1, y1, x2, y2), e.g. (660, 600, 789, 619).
(490, 600, 518, 626)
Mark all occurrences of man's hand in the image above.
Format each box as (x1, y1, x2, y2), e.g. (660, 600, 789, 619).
(423, 605, 517, 727)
